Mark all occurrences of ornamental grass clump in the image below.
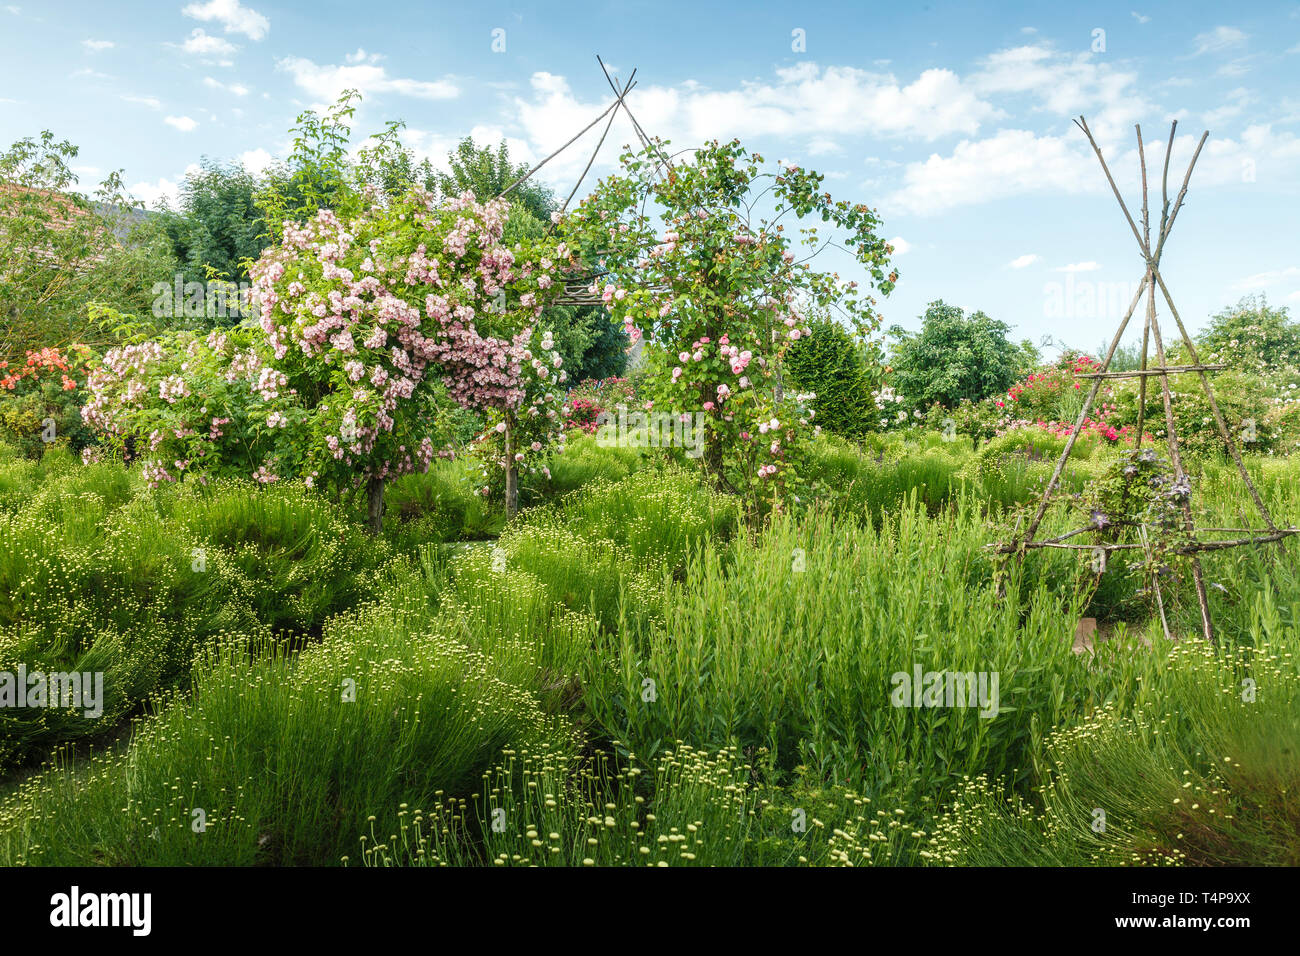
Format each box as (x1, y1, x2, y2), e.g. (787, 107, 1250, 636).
(553, 467, 739, 573)
(0, 465, 393, 766)
(582, 500, 1165, 807)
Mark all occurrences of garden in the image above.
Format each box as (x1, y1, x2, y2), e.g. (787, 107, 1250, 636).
(1, 91, 1299, 870)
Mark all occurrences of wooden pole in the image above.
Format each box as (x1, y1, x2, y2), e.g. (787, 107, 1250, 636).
(504, 417, 518, 519)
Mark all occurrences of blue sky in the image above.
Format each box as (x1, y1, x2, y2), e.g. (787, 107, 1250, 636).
(2, 0, 1299, 351)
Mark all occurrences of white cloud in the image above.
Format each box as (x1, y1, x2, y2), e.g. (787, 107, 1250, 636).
(695, 62, 999, 141)
(277, 54, 458, 104)
(180, 28, 237, 56)
(182, 0, 268, 41)
(1192, 26, 1247, 56)
(886, 128, 1095, 215)
(885, 80, 1300, 217)
(164, 115, 198, 132)
(239, 147, 275, 175)
(1009, 254, 1040, 269)
(1194, 123, 1300, 186)
(971, 45, 1152, 138)
(69, 67, 112, 80)
(204, 76, 249, 96)
(82, 39, 113, 51)
(121, 94, 162, 109)
(1131, 11, 1151, 24)
(807, 137, 842, 156)
(129, 163, 200, 208)
(509, 64, 1000, 182)
(1231, 265, 1300, 290)
(887, 237, 911, 256)
(1203, 87, 1254, 126)
(1056, 261, 1101, 273)
(1216, 58, 1253, 78)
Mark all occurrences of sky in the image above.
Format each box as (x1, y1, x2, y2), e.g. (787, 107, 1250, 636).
(2, 0, 1299, 353)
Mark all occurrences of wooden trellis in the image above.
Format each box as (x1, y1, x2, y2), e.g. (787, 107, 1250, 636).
(997, 117, 1300, 644)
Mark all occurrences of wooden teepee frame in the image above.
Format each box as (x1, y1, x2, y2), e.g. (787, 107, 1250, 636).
(998, 117, 1300, 644)
(495, 56, 674, 307)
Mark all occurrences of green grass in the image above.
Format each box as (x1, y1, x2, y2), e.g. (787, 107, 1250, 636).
(931, 593, 1300, 865)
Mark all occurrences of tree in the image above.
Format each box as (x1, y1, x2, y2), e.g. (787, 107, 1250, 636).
(256, 90, 375, 237)
(85, 191, 572, 530)
(888, 301, 1024, 410)
(430, 136, 556, 225)
(0, 131, 177, 360)
(563, 138, 896, 504)
(159, 159, 266, 289)
(1197, 294, 1300, 369)
(432, 137, 628, 383)
(785, 314, 877, 439)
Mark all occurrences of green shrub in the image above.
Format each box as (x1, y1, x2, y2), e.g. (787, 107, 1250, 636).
(887, 301, 1037, 410)
(932, 602, 1300, 865)
(785, 316, 877, 439)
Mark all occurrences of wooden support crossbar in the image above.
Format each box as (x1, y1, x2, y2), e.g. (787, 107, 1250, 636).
(1076, 364, 1226, 379)
(993, 528, 1300, 554)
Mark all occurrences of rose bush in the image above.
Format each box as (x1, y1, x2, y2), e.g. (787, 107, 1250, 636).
(560, 138, 896, 508)
(84, 188, 575, 526)
(0, 344, 96, 457)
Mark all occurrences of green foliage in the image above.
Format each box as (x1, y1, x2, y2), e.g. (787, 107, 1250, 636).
(158, 160, 266, 290)
(0, 599, 564, 865)
(889, 300, 1032, 410)
(0, 344, 97, 457)
(254, 91, 416, 236)
(432, 137, 629, 384)
(1116, 368, 1284, 457)
(933, 617, 1300, 865)
(785, 314, 877, 439)
(564, 138, 896, 505)
(1198, 295, 1300, 370)
(363, 742, 752, 867)
(1, 308, 1299, 870)
(0, 131, 178, 359)
(430, 136, 556, 225)
(0, 466, 390, 766)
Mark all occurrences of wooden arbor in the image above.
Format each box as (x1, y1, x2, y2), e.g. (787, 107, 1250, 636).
(998, 117, 1299, 644)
